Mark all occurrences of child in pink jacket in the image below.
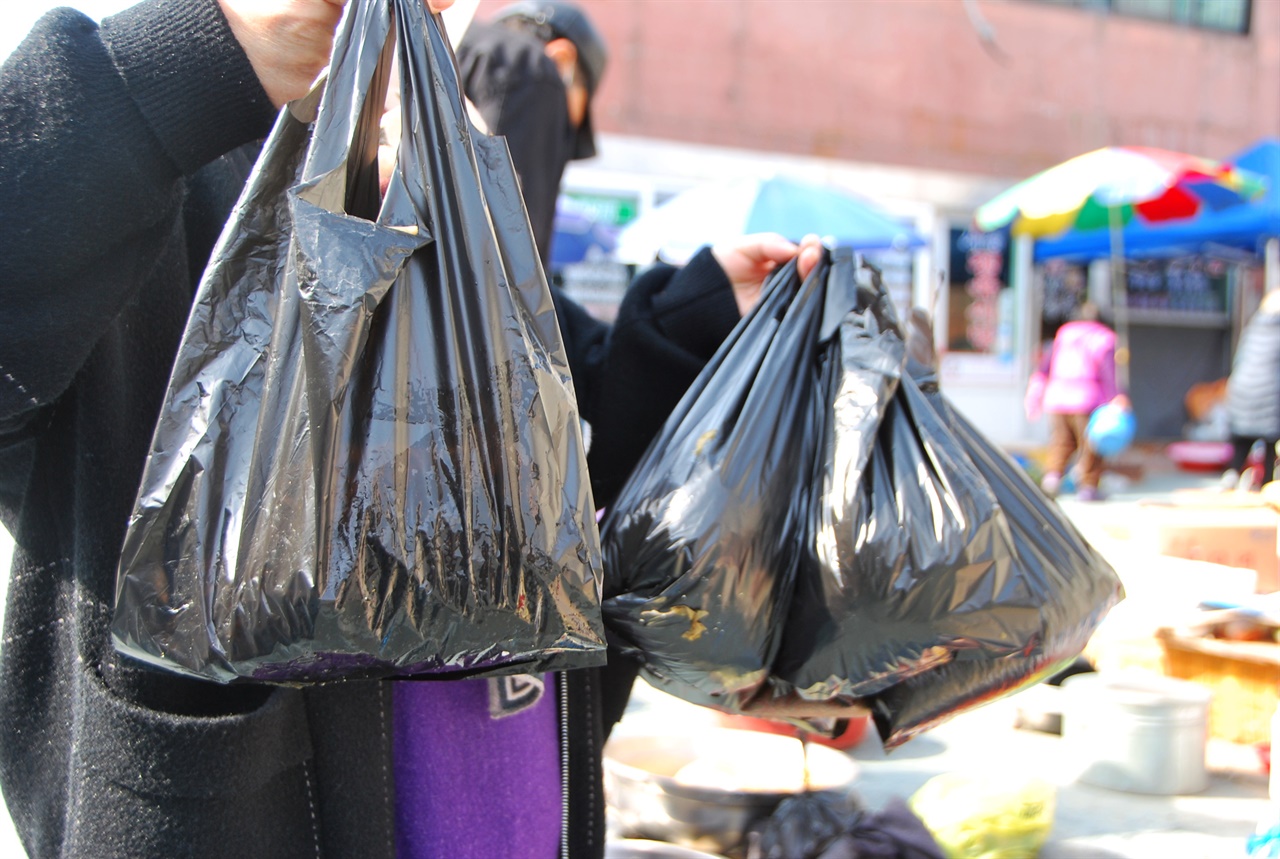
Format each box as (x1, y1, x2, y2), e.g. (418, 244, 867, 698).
(1025, 303, 1118, 501)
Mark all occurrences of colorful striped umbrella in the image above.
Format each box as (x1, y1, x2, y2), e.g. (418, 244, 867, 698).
(974, 146, 1266, 238)
(975, 146, 1266, 396)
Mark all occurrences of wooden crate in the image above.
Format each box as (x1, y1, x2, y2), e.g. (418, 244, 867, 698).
(1157, 628, 1280, 745)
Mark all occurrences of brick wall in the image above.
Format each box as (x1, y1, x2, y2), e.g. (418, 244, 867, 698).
(473, 0, 1280, 179)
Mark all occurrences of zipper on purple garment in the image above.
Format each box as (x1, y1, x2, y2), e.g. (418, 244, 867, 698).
(559, 672, 570, 859)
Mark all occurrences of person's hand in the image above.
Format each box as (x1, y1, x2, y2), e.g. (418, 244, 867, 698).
(711, 233, 824, 317)
(219, 0, 456, 108)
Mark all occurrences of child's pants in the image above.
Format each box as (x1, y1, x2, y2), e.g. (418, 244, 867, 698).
(1046, 411, 1103, 490)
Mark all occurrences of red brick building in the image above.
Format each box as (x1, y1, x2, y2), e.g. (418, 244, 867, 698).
(571, 0, 1278, 180)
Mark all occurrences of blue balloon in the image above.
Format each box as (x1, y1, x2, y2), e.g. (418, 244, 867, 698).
(1087, 402, 1136, 457)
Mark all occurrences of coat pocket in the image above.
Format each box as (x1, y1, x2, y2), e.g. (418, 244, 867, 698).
(62, 661, 322, 858)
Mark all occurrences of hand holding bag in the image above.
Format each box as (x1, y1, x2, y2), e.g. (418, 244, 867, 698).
(602, 249, 1122, 747)
(111, 0, 606, 684)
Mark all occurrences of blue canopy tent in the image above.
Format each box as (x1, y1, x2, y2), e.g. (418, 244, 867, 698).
(614, 175, 927, 266)
(1034, 137, 1280, 263)
(1029, 138, 1279, 440)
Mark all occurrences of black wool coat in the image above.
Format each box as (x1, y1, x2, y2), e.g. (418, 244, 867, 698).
(0, 1, 740, 857)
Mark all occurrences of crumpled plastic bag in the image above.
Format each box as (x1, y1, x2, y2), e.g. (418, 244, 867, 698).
(601, 253, 826, 707)
(747, 791, 864, 859)
(748, 793, 945, 859)
(111, 0, 605, 684)
(601, 248, 1122, 745)
(909, 773, 1056, 859)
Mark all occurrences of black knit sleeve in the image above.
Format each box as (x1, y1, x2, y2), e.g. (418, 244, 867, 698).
(585, 247, 739, 509)
(0, 0, 275, 424)
(551, 287, 611, 428)
(100, 0, 279, 177)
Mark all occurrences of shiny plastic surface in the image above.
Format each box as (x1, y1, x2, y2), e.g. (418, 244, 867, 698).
(111, 0, 605, 683)
(601, 248, 1122, 746)
(1087, 400, 1137, 457)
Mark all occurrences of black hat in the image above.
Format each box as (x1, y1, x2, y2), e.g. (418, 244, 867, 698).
(493, 1, 608, 159)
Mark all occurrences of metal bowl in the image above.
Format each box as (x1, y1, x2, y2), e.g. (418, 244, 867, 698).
(603, 727, 859, 856)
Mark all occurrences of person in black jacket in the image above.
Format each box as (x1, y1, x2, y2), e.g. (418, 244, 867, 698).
(455, 1, 606, 268)
(0, 0, 820, 856)
(452, 0, 816, 740)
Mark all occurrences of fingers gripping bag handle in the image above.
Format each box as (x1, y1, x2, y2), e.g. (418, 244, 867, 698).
(112, 0, 606, 684)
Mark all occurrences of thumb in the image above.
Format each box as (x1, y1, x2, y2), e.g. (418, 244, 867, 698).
(797, 243, 823, 281)
(747, 234, 800, 265)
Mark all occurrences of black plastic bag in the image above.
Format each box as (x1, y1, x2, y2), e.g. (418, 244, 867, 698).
(769, 269, 1023, 710)
(111, 0, 606, 683)
(747, 793, 944, 859)
(601, 248, 1121, 743)
(862, 386, 1121, 746)
(746, 791, 865, 859)
(601, 255, 826, 704)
